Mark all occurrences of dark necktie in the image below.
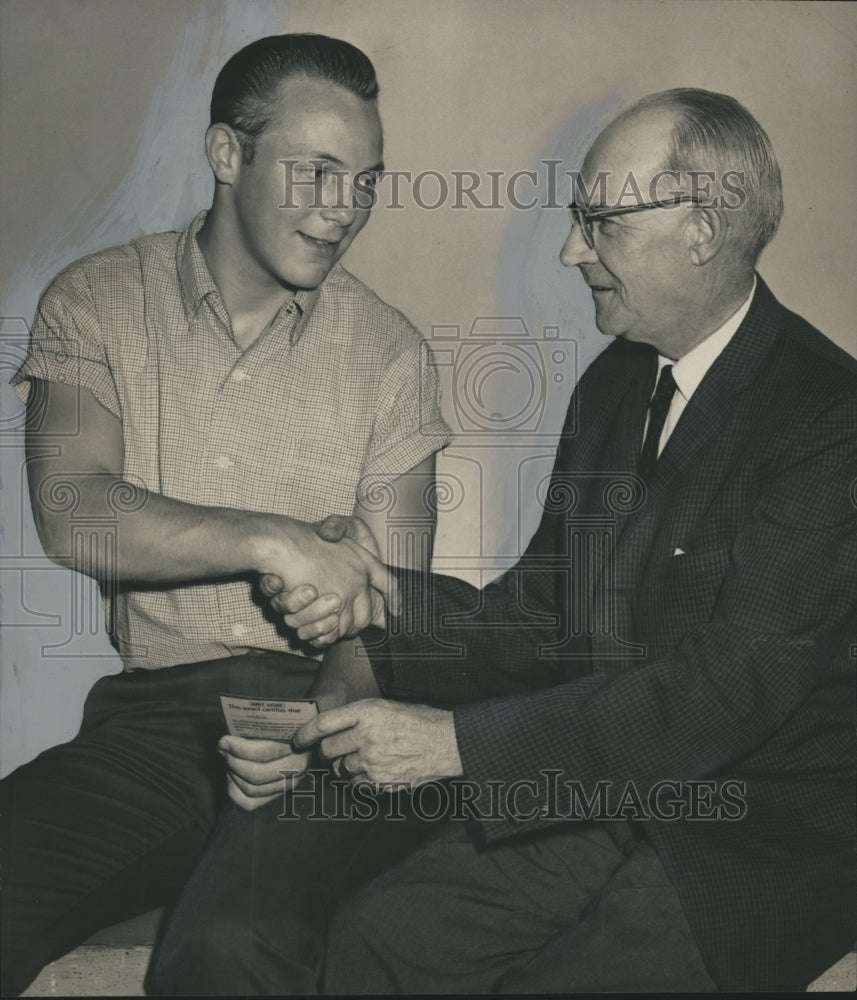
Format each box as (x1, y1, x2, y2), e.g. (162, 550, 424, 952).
(637, 364, 677, 480)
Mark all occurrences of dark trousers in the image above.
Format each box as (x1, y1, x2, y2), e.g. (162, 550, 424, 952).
(324, 819, 719, 994)
(0, 652, 317, 998)
(151, 785, 718, 995)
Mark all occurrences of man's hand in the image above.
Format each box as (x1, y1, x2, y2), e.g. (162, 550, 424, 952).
(218, 735, 310, 811)
(293, 698, 463, 788)
(257, 518, 397, 645)
(261, 517, 391, 645)
(314, 514, 382, 555)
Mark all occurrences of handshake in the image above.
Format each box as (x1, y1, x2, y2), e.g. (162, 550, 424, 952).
(258, 515, 397, 647)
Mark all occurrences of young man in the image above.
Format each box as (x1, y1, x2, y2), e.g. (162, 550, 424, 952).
(1, 33, 451, 997)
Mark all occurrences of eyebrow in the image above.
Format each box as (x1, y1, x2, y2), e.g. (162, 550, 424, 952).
(572, 202, 634, 216)
(290, 149, 385, 173)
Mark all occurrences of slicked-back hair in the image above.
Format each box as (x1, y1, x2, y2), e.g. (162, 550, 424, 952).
(210, 33, 379, 163)
(620, 88, 783, 264)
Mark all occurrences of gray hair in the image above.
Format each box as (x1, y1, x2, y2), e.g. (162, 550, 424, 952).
(621, 88, 783, 264)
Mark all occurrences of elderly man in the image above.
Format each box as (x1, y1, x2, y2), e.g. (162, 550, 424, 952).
(0, 33, 451, 998)
(270, 89, 855, 993)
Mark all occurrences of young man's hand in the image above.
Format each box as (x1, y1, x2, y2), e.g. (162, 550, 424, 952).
(257, 517, 397, 645)
(217, 735, 310, 811)
(261, 516, 393, 645)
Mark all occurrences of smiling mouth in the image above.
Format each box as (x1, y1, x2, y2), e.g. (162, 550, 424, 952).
(299, 232, 341, 249)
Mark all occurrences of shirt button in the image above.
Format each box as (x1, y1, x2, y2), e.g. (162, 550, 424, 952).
(214, 455, 234, 470)
(231, 369, 248, 383)
(231, 623, 249, 639)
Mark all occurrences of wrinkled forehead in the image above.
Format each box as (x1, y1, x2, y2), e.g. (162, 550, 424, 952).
(577, 106, 677, 208)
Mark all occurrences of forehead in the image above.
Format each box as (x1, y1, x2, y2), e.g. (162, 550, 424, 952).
(261, 74, 383, 160)
(579, 106, 676, 206)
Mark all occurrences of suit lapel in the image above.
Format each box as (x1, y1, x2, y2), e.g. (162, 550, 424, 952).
(608, 357, 655, 480)
(571, 340, 655, 519)
(560, 342, 653, 666)
(642, 276, 784, 500)
(570, 342, 654, 479)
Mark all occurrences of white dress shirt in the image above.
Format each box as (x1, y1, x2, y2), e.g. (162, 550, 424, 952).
(649, 278, 757, 456)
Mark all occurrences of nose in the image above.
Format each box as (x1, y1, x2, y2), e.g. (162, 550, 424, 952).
(320, 201, 357, 227)
(560, 223, 598, 267)
(318, 173, 359, 227)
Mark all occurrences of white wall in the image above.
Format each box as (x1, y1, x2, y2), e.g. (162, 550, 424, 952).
(2, 0, 855, 774)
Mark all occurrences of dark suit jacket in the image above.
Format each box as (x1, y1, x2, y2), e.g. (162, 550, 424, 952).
(368, 278, 857, 991)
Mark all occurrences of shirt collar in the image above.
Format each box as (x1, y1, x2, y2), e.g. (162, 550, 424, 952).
(177, 211, 219, 321)
(177, 209, 324, 343)
(657, 276, 757, 402)
(287, 282, 323, 345)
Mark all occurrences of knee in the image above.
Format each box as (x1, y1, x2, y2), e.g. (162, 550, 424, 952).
(149, 902, 328, 996)
(324, 886, 402, 994)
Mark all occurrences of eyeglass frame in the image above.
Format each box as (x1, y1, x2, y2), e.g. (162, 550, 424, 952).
(567, 195, 703, 249)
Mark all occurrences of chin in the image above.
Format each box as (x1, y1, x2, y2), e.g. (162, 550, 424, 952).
(593, 317, 625, 339)
(280, 264, 334, 291)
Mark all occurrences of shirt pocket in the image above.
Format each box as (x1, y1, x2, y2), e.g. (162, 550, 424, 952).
(256, 438, 364, 522)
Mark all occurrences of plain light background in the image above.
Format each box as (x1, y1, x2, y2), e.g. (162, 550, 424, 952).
(1, 0, 855, 774)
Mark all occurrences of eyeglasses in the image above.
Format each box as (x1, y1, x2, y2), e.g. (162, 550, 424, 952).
(567, 195, 702, 249)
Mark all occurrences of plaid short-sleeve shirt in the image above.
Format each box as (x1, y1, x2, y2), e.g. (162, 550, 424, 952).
(13, 212, 453, 669)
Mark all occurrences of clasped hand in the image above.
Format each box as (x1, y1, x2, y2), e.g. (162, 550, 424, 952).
(261, 516, 396, 646)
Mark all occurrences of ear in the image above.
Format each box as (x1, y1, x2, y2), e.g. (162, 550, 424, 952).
(687, 206, 727, 266)
(205, 123, 243, 186)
